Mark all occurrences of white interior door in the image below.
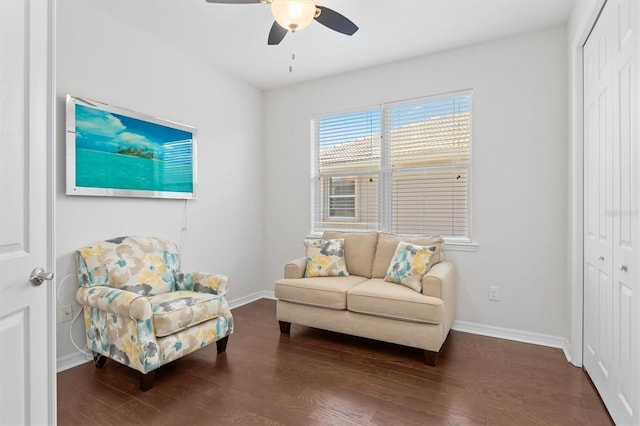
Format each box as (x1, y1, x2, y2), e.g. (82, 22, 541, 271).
(583, 0, 615, 399)
(611, 0, 639, 421)
(583, 0, 639, 424)
(0, 0, 55, 425)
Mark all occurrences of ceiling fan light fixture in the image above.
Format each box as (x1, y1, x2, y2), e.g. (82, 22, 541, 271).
(270, 0, 316, 32)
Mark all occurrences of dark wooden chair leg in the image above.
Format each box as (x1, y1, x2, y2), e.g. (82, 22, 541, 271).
(139, 370, 156, 392)
(92, 351, 107, 368)
(279, 321, 291, 334)
(216, 335, 229, 353)
(424, 350, 439, 367)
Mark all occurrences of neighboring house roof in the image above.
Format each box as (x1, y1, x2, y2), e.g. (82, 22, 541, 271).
(319, 112, 471, 168)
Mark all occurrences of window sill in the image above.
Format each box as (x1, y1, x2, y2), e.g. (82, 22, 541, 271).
(308, 232, 479, 252)
(443, 239, 479, 252)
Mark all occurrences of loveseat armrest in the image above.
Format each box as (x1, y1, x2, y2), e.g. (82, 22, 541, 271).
(284, 257, 307, 279)
(76, 285, 153, 320)
(422, 261, 456, 300)
(175, 271, 230, 297)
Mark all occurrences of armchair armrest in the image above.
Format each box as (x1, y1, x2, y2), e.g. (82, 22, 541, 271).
(76, 285, 152, 320)
(76, 285, 159, 374)
(175, 271, 230, 297)
(284, 257, 307, 279)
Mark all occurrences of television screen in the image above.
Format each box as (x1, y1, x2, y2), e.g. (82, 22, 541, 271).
(66, 95, 197, 199)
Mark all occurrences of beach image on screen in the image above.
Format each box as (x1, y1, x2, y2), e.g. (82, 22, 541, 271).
(74, 103, 194, 194)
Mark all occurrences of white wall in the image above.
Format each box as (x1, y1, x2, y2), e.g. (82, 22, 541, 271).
(263, 26, 569, 339)
(56, 0, 264, 366)
(54, 9, 573, 366)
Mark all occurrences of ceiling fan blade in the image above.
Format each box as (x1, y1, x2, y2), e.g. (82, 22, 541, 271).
(268, 21, 288, 45)
(204, 0, 261, 3)
(314, 5, 358, 36)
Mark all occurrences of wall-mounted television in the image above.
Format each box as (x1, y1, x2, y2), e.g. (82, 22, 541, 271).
(66, 95, 197, 199)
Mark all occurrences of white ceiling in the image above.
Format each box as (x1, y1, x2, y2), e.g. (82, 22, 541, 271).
(86, 0, 577, 90)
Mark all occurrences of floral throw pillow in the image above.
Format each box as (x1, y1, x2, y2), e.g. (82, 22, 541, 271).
(304, 238, 349, 277)
(384, 241, 437, 292)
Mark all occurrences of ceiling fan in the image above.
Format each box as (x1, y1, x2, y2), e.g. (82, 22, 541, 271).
(204, 0, 359, 45)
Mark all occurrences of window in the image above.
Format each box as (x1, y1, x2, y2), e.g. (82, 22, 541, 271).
(327, 177, 356, 219)
(311, 91, 472, 241)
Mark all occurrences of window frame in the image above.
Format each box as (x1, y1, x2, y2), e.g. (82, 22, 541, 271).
(311, 90, 474, 245)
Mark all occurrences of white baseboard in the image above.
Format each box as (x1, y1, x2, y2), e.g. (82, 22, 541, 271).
(228, 290, 275, 309)
(56, 292, 275, 373)
(452, 320, 574, 363)
(57, 351, 91, 372)
(230, 297, 577, 363)
(237, 297, 577, 363)
(57, 296, 575, 372)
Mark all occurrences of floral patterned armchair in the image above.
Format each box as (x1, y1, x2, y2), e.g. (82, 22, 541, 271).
(75, 236, 234, 390)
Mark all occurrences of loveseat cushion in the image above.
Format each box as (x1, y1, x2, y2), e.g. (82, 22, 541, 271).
(148, 291, 226, 337)
(275, 276, 368, 310)
(304, 238, 349, 277)
(322, 231, 379, 278)
(384, 242, 438, 292)
(372, 233, 444, 279)
(347, 278, 444, 324)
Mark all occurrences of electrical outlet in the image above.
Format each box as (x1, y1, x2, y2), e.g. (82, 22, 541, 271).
(489, 286, 500, 301)
(61, 305, 73, 322)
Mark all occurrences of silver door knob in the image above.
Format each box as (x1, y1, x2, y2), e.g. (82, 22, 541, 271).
(598, 256, 605, 262)
(30, 267, 54, 287)
(620, 264, 628, 272)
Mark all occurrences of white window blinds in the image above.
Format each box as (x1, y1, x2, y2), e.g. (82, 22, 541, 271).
(312, 109, 381, 231)
(384, 94, 471, 239)
(311, 91, 472, 240)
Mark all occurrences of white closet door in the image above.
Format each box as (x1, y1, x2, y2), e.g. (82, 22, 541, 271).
(583, 1, 639, 424)
(611, 0, 639, 422)
(583, 0, 615, 401)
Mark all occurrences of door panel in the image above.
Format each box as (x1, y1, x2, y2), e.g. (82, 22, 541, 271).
(598, 270, 612, 377)
(0, 309, 28, 425)
(617, 61, 632, 243)
(618, 281, 634, 415)
(0, 0, 27, 259)
(620, 0, 634, 48)
(585, 263, 597, 358)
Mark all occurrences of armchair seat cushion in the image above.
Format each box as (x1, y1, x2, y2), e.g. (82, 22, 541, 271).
(347, 279, 444, 324)
(148, 291, 226, 337)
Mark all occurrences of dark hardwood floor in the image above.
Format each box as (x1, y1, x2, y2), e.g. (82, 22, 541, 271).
(58, 298, 613, 425)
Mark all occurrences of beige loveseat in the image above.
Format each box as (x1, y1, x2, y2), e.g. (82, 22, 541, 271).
(274, 231, 456, 365)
